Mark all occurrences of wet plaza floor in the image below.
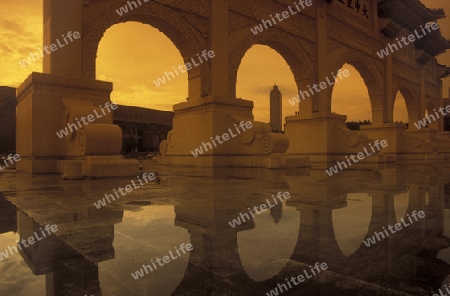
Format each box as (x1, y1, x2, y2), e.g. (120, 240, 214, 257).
(0, 162, 449, 296)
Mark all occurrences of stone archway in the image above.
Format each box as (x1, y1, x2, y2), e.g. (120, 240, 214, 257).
(229, 29, 314, 99)
(393, 82, 420, 127)
(81, 1, 209, 99)
(328, 50, 384, 125)
(16, 0, 450, 172)
(425, 99, 441, 130)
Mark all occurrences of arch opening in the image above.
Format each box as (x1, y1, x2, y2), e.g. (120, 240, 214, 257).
(393, 91, 409, 127)
(332, 193, 372, 256)
(237, 202, 300, 282)
(82, 1, 207, 99)
(97, 22, 187, 110)
(96, 22, 188, 154)
(236, 45, 298, 130)
(331, 64, 372, 130)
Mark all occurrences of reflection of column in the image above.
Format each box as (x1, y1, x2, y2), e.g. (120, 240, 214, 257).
(407, 185, 427, 241)
(282, 166, 450, 294)
(407, 185, 421, 211)
(16, 207, 123, 296)
(0, 194, 16, 234)
(368, 192, 395, 268)
(287, 184, 347, 267)
(45, 257, 101, 296)
(286, 172, 350, 265)
(288, 194, 395, 281)
(188, 228, 244, 277)
(171, 191, 264, 295)
(174, 199, 251, 278)
(289, 205, 327, 264)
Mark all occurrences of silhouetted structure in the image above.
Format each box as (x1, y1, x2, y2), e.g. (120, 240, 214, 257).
(113, 105, 173, 155)
(270, 85, 282, 133)
(346, 120, 372, 131)
(270, 202, 283, 225)
(0, 86, 173, 156)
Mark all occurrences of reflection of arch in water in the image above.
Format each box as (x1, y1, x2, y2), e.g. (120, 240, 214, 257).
(237, 203, 300, 282)
(332, 193, 372, 257)
(394, 190, 410, 223)
(282, 194, 399, 279)
(328, 50, 384, 123)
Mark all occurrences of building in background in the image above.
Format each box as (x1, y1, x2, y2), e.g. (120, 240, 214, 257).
(0, 86, 173, 155)
(113, 105, 173, 155)
(270, 85, 282, 133)
(0, 86, 17, 154)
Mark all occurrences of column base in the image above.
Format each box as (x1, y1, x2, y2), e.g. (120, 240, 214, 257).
(15, 72, 140, 176)
(158, 96, 308, 168)
(361, 124, 440, 161)
(285, 113, 390, 163)
(61, 156, 140, 179)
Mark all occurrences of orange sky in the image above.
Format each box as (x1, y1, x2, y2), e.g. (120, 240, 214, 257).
(0, 0, 449, 123)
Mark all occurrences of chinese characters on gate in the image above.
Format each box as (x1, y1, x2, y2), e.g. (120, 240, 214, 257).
(337, 0, 369, 19)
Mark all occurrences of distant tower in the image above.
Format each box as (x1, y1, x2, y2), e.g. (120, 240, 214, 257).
(270, 202, 283, 225)
(270, 85, 282, 132)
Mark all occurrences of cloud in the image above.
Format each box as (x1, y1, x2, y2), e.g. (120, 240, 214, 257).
(0, 19, 26, 35)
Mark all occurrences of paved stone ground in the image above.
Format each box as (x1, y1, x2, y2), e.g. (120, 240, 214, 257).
(0, 163, 448, 295)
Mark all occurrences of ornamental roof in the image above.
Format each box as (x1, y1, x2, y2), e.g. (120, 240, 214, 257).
(415, 30, 450, 58)
(378, 0, 449, 57)
(378, 0, 445, 24)
(437, 63, 450, 79)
